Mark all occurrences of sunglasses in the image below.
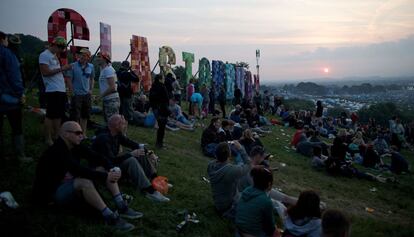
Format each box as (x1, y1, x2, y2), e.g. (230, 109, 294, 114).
(67, 130, 83, 136)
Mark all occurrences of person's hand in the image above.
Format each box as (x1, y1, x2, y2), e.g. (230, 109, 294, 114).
(61, 64, 72, 71)
(131, 148, 145, 157)
(107, 170, 121, 183)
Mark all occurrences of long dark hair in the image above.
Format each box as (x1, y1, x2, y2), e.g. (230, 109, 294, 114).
(251, 167, 273, 191)
(287, 190, 321, 220)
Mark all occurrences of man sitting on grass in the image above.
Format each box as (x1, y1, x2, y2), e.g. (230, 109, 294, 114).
(33, 121, 141, 232)
(207, 141, 251, 221)
(92, 114, 170, 202)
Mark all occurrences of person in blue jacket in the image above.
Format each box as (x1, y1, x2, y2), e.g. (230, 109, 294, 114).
(0, 31, 30, 161)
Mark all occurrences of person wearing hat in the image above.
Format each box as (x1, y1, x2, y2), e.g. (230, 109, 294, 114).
(67, 48, 94, 135)
(0, 31, 31, 161)
(39, 36, 72, 146)
(116, 60, 139, 123)
(96, 52, 119, 122)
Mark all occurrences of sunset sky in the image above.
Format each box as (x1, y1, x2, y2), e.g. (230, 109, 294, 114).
(1, 0, 414, 82)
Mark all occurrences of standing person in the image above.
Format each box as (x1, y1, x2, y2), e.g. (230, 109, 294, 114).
(0, 31, 30, 161)
(186, 79, 195, 115)
(39, 36, 72, 145)
(316, 100, 323, 122)
(67, 48, 94, 136)
(97, 52, 119, 123)
(209, 85, 217, 115)
(200, 84, 210, 117)
(172, 76, 182, 105)
(234, 86, 242, 106)
(164, 73, 174, 99)
(116, 61, 139, 123)
(218, 86, 226, 118)
(149, 74, 170, 149)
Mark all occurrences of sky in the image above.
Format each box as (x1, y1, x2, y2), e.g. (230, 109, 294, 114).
(1, 0, 414, 82)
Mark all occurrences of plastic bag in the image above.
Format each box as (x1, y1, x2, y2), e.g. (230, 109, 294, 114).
(152, 176, 169, 194)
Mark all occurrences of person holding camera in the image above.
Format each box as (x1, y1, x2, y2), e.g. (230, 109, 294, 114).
(92, 114, 170, 202)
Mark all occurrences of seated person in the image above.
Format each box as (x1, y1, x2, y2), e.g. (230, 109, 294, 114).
(283, 190, 322, 237)
(322, 209, 350, 237)
(207, 141, 250, 221)
(235, 167, 279, 237)
(131, 94, 150, 126)
(296, 135, 329, 158)
(166, 117, 194, 131)
(361, 144, 383, 168)
(92, 114, 170, 202)
(168, 98, 193, 126)
(201, 117, 223, 157)
(312, 146, 328, 168)
(33, 121, 141, 232)
(238, 146, 298, 220)
(229, 105, 243, 123)
(290, 123, 306, 148)
(373, 133, 389, 155)
(239, 129, 264, 156)
(389, 145, 409, 174)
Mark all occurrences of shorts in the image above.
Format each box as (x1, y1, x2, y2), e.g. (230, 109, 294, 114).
(103, 97, 120, 122)
(70, 94, 91, 120)
(54, 179, 80, 206)
(45, 92, 67, 119)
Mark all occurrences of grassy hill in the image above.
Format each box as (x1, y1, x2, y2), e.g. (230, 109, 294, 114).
(1, 97, 413, 236)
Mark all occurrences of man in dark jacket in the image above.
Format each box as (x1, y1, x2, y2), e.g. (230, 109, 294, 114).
(117, 61, 139, 122)
(149, 74, 170, 148)
(92, 114, 170, 202)
(201, 117, 222, 157)
(33, 121, 141, 232)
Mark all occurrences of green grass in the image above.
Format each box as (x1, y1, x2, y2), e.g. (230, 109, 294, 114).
(1, 98, 414, 236)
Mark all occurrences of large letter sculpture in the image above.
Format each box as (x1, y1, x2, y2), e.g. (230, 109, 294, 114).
(159, 46, 176, 77)
(245, 71, 253, 100)
(235, 66, 245, 98)
(198, 57, 211, 88)
(131, 35, 151, 92)
(100, 22, 111, 56)
(225, 63, 235, 100)
(182, 52, 194, 84)
(212, 60, 225, 99)
(47, 8, 90, 65)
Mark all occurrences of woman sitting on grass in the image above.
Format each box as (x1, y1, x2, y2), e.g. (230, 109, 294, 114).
(236, 167, 280, 237)
(283, 190, 322, 237)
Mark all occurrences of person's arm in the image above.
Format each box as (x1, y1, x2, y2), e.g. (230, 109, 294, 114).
(76, 144, 113, 170)
(227, 141, 251, 178)
(89, 65, 95, 94)
(39, 63, 72, 77)
(62, 153, 108, 183)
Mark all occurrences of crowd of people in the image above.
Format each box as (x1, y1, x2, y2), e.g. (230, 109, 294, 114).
(1, 32, 413, 235)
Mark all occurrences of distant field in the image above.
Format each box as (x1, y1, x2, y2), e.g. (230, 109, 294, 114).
(1, 98, 413, 237)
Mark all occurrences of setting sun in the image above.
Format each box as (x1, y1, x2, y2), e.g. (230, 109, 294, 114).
(323, 67, 329, 73)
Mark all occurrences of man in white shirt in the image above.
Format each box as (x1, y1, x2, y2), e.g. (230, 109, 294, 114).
(39, 36, 72, 146)
(97, 52, 119, 122)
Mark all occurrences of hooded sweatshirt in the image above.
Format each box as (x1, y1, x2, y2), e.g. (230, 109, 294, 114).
(207, 147, 250, 212)
(284, 215, 321, 237)
(235, 186, 275, 237)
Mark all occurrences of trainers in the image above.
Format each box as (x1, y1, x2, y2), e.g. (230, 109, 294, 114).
(106, 212, 135, 232)
(145, 191, 170, 202)
(119, 207, 143, 220)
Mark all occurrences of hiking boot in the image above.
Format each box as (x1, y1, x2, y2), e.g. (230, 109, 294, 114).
(119, 207, 143, 220)
(105, 212, 135, 232)
(145, 191, 170, 202)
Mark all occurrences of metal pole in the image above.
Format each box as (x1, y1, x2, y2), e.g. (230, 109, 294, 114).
(90, 45, 101, 63)
(151, 60, 159, 74)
